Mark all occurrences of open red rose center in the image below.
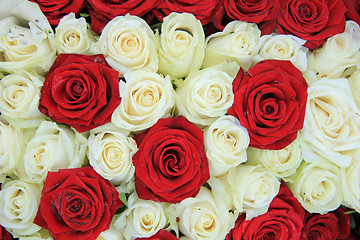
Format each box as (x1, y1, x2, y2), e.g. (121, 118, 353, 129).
(299, 5, 313, 19)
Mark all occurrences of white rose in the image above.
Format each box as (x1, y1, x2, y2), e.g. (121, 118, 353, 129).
(111, 70, 174, 132)
(342, 156, 360, 213)
(0, 0, 56, 74)
(246, 137, 303, 181)
(0, 120, 26, 176)
(175, 186, 235, 240)
(88, 129, 137, 185)
(287, 160, 343, 214)
(55, 13, 98, 55)
(307, 21, 360, 79)
(203, 21, 260, 71)
(0, 71, 45, 128)
(223, 164, 280, 220)
(98, 14, 158, 75)
(253, 34, 308, 72)
(0, 180, 41, 237)
(300, 77, 360, 168)
(114, 192, 166, 240)
(19, 121, 87, 183)
(156, 12, 205, 79)
(97, 228, 125, 240)
(348, 70, 360, 109)
(175, 62, 239, 126)
(204, 115, 249, 177)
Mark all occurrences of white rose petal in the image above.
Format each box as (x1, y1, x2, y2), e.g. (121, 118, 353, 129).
(203, 21, 260, 71)
(175, 62, 239, 126)
(114, 192, 166, 240)
(348, 70, 360, 109)
(88, 130, 137, 185)
(20, 121, 87, 183)
(55, 13, 98, 55)
(156, 12, 205, 79)
(342, 156, 360, 213)
(300, 77, 360, 168)
(111, 70, 174, 132)
(287, 160, 343, 214)
(98, 14, 158, 75)
(204, 115, 249, 177)
(97, 228, 125, 240)
(253, 34, 308, 72)
(0, 71, 45, 128)
(0, 180, 41, 237)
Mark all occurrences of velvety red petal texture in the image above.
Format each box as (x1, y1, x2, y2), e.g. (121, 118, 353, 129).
(136, 230, 179, 240)
(276, 0, 347, 50)
(301, 208, 351, 240)
(228, 60, 307, 150)
(29, 0, 85, 25)
(344, 0, 360, 26)
(152, 0, 220, 25)
(33, 167, 123, 240)
(87, 0, 160, 34)
(39, 54, 121, 132)
(133, 116, 210, 203)
(0, 225, 13, 240)
(225, 182, 305, 240)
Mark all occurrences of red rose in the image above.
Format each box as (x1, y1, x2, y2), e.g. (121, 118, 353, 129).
(212, 0, 284, 34)
(133, 116, 210, 203)
(276, 0, 347, 50)
(344, 0, 360, 26)
(225, 182, 305, 240)
(136, 230, 179, 240)
(39, 54, 121, 133)
(152, 0, 220, 25)
(29, 0, 85, 25)
(0, 225, 13, 240)
(87, 0, 160, 34)
(301, 208, 351, 240)
(228, 60, 307, 150)
(33, 167, 122, 240)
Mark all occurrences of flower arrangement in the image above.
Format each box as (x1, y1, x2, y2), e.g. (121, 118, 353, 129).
(0, 0, 359, 239)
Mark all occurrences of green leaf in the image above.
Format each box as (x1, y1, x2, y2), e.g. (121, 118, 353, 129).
(119, 192, 128, 207)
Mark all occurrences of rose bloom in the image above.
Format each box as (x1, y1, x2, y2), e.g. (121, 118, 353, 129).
(135, 230, 179, 240)
(342, 156, 360, 213)
(39, 54, 121, 132)
(276, 0, 347, 50)
(225, 182, 305, 240)
(29, 0, 85, 26)
(34, 167, 123, 240)
(212, 0, 283, 33)
(156, 12, 205, 79)
(228, 59, 308, 150)
(113, 192, 166, 239)
(301, 208, 351, 240)
(0, 180, 41, 237)
(203, 21, 261, 71)
(87, 0, 160, 34)
(348, 70, 360, 109)
(132, 116, 210, 203)
(152, 0, 219, 26)
(0, 0, 56, 74)
(54, 13, 98, 55)
(344, 0, 360, 25)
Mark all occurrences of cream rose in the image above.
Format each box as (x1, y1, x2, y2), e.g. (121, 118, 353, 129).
(307, 21, 360, 79)
(246, 138, 303, 181)
(204, 115, 249, 177)
(98, 14, 158, 75)
(287, 160, 343, 214)
(97, 228, 125, 240)
(175, 186, 235, 240)
(111, 70, 174, 132)
(87, 129, 137, 185)
(55, 13, 98, 54)
(203, 21, 260, 71)
(0, 180, 41, 237)
(0, 71, 45, 128)
(0, 120, 26, 177)
(156, 12, 205, 79)
(223, 164, 280, 220)
(114, 192, 166, 240)
(300, 77, 360, 168)
(253, 34, 308, 72)
(0, 0, 56, 74)
(342, 156, 360, 213)
(348, 70, 360, 109)
(19, 121, 87, 183)
(175, 62, 239, 126)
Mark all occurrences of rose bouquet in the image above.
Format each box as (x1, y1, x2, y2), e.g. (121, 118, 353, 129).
(0, 0, 359, 239)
